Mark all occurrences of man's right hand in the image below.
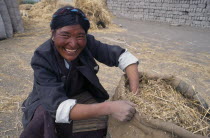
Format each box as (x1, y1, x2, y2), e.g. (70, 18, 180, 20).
(108, 100, 136, 122)
(70, 100, 136, 122)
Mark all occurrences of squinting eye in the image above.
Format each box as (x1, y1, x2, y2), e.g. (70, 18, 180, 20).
(77, 36, 85, 39)
(61, 35, 70, 39)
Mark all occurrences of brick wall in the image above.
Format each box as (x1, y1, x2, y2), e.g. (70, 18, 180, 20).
(106, 0, 210, 27)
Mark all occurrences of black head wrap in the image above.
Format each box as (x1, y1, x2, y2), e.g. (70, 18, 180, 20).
(50, 6, 90, 33)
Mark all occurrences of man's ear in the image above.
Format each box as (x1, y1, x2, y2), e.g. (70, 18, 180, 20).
(51, 30, 55, 41)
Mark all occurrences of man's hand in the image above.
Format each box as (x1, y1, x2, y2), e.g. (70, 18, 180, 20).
(132, 88, 139, 95)
(70, 100, 136, 122)
(108, 100, 136, 122)
(125, 63, 139, 94)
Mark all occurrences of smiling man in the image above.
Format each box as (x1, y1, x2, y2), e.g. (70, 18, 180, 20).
(20, 6, 139, 138)
(52, 25, 87, 61)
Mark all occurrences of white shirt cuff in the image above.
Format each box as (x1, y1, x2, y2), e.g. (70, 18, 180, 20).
(118, 50, 139, 71)
(55, 99, 77, 123)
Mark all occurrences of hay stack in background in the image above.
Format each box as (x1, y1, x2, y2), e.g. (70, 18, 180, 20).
(20, 0, 112, 30)
(56, 0, 75, 8)
(28, 2, 55, 21)
(74, 0, 112, 30)
(20, 1, 56, 22)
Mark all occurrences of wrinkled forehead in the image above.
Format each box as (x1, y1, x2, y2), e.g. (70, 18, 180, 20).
(54, 25, 86, 35)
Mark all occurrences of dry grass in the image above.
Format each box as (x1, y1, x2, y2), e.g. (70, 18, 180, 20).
(0, 93, 27, 137)
(123, 74, 210, 136)
(74, 0, 112, 30)
(89, 23, 126, 33)
(19, 2, 56, 25)
(0, 95, 27, 113)
(27, 2, 56, 22)
(20, 0, 116, 31)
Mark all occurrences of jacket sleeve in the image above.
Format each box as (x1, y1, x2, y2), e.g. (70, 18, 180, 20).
(31, 51, 68, 116)
(86, 34, 126, 67)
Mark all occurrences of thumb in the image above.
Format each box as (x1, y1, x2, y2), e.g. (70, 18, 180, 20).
(125, 101, 137, 107)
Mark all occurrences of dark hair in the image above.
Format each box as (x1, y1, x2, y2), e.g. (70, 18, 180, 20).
(50, 6, 90, 33)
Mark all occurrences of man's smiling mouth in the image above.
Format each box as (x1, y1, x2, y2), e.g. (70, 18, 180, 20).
(65, 48, 77, 53)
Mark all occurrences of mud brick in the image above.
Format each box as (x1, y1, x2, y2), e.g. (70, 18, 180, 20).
(156, 3, 162, 7)
(134, 14, 143, 19)
(196, 8, 203, 12)
(173, 11, 179, 15)
(186, 19, 193, 24)
(106, 0, 210, 27)
(182, 4, 190, 8)
(148, 15, 155, 19)
(199, 16, 206, 20)
(160, 10, 166, 14)
(201, 21, 209, 26)
(160, 17, 165, 21)
(173, 4, 181, 8)
(198, 4, 206, 8)
(196, 12, 204, 16)
(166, 17, 172, 22)
(144, 14, 149, 18)
(162, 3, 169, 7)
(179, 19, 186, 23)
(144, 9, 149, 13)
(190, 4, 197, 9)
(193, 20, 201, 25)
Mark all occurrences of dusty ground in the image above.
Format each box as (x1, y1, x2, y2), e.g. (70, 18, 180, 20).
(0, 17, 210, 137)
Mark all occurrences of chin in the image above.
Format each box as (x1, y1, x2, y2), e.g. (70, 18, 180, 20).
(65, 56, 77, 62)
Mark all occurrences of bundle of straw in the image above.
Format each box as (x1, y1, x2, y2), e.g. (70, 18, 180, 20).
(74, 0, 112, 29)
(124, 74, 210, 136)
(27, 1, 55, 22)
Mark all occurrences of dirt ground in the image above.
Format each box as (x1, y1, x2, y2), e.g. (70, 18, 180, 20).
(0, 17, 210, 137)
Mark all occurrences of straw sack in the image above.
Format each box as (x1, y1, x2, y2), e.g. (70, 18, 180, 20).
(4, 0, 24, 33)
(108, 72, 210, 138)
(0, 0, 13, 38)
(0, 14, 7, 40)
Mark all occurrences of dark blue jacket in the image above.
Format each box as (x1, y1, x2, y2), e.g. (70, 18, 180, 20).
(22, 34, 125, 127)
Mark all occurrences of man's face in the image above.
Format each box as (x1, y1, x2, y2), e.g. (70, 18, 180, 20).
(53, 24, 87, 61)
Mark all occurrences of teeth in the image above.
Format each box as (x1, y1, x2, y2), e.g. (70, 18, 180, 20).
(65, 48, 77, 53)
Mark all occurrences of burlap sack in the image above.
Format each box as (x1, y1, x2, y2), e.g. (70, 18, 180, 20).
(0, 0, 13, 38)
(108, 72, 209, 138)
(4, 0, 24, 33)
(0, 14, 7, 40)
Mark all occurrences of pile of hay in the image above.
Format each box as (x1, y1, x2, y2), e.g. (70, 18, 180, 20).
(74, 0, 112, 29)
(124, 74, 210, 136)
(28, 2, 55, 22)
(21, 2, 56, 22)
(20, 0, 112, 30)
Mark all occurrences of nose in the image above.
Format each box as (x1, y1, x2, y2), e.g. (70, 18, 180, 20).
(67, 37, 78, 48)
